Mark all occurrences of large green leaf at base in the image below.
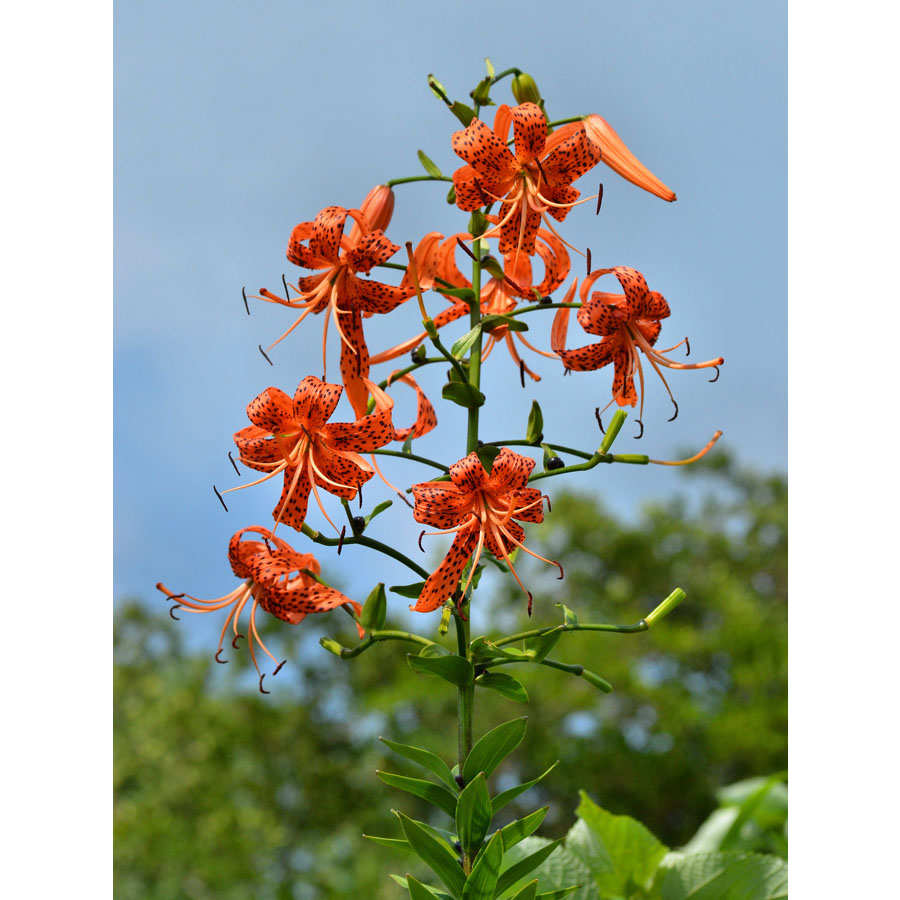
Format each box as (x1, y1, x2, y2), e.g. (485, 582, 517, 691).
(652, 851, 788, 900)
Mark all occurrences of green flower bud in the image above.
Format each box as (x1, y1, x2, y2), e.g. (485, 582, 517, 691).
(511, 73, 542, 106)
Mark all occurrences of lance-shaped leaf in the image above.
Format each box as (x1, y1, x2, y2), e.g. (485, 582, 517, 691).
(498, 807, 548, 852)
(359, 583, 387, 631)
(363, 833, 411, 852)
(462, 718, 527, 785)
(470, 637, 529, 662)
(463, 832, 505, 900)
(525, 401, 543, 445)
(556, 603, 579, 627)
(418, 150, 443, 179)
(380, 737, 457, 791)
(491, 762, 559, 816)
(407, 874, 441, 900)
(653, 851, 788, 900)
(507, 882, 538, 900)
(456, 773, 492, 859)
(524, 629, 561, 662)
(408, 653, 475, 686)
(451, 324, 483, 360)
(475, 445, 502, 474)
(481, 314, 529, 333)
(391, 582, 426, 599)
(391, 874, 455, 900)
(535, 889, 580, 900)
(494, 838, 565, 898)
(397, 812, 466, 898)
(440, 286, 478, 303)
(377, 771, 459, 818)
(365, 499, 393, 526)
(420, 643, 453, 658)
(442, 382, 486, 410)
(475, 672, 529, 704)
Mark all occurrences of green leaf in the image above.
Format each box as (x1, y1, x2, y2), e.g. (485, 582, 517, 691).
(442, 382, 486, 409)
(397, 812, 466, 898)
(402, 434, 414, 454)
(456, 773, 493, 859)
(440, 286, 478, 303)
(491, 762, 559, 816)
(464, 832, 505, 900)
(498, 807, 548, 852)
(475, 445, 502, 474)
(408, 874, 442, 900)
(377, 771, 459, 818)
(506, 881, 538, 900)
(541, 444, 559, 470)
(392, 874, 456, 900)
(359, 583, 387, 631)
(380, 737, 457, 791)
(556, 603, 579, 627)
(570, 792, 668, 896)
(470, 637, 529, 662)
(525, 401, 544, 445)
(481, 314, 529, 333)
(494, 838, 564, 897)
(451, 324, 483, 359)
(418, 150, 443, 179)
(390, 582, 426, 599)
(471, 76, 493, 107)
(420, 643, 453, 658)
(408, 653, 475, 686)
(363, 834, 411, 852)
(523, 629, 561, 663)
(462, 718, 527, 785)
(365, 499, 393, 526)
(654, 851, 788, 900)
(476, 672, 529, 704)
(535, 890, 581, 900)
(501, 837, 591, 900)
(450, 101, 476, 127)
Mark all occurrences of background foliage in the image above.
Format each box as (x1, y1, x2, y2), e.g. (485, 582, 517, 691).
(114, 454, 786, 899)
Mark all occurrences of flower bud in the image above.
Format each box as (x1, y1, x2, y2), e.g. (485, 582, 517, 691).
(511, 73, 542, 107)
(360, 184, 395, 232)
(319, 637, 346, 657)
(583, 114, 676, 202)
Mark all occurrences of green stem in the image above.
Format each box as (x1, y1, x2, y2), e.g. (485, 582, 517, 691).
(301, 524, 430, 579)
(454, 609, 474, 776)
(546, 116, 585, 129)
(466, 238, 483, 454)
(386, 174, 453, 187)
(488, 439, 595, 461)
(490, 67, 522, 84)
(370, 448, 449, 473)
(338, 629, 436, 659)
(492, 620, 649, 648)
(503, 301, 582, 317)
(528, 451, 649, 482)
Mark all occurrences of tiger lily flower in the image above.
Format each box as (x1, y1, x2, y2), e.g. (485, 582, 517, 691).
(451, 103, 601, 256)
(411, 448, 560, 613)
(157, 527, 360, 690)
(370, 225, 569, 381)
(227, 375, 396, 532)
(254, 185, 414, 418)
(583, 114, 676, 202)
(552, 267, 723, 420)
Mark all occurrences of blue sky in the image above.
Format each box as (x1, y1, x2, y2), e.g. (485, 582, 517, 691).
(114, 0, 786, 627)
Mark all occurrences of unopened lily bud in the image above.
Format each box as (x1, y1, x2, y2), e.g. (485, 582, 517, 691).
(511, 73, 542, 106)
(583, 114, 676, 202)
(360, 184, 395, 232)
(319, 637, 346, 657)
(468, 209, 487, 237)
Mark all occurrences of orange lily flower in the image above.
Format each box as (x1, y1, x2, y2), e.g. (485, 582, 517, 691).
(411, 448, 560, 613)
(370, 226, 569, 381)
(157, 527, 360, 689)
(451, 103, 601, 256)
(227, 375, 395, 532)
(552, 267, 723, 420)
(255, 185, 414, 418)
(583, 114, 676, 202)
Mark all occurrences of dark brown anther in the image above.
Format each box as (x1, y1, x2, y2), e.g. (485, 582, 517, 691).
(709, 366, 720, 383)
(213, 485, 229, 511)
(163, 591, 185, 602)
(595, 408, 605, 434)
(454, 591, 469, 621)
(337, 525, 347, 555)
(228, 451, 241, 476)
(586, 247, 592, 276)
(456, 236, 477, 261)
(396, 490, 414, 509)
(534, 156, 547, 184)
(634, 419, 644, 439)
(215, 649, 228, 664)
(563, 367, 571, 376)
(668, 399, 679, 422)
(684, 336, 691, 357)
(169, 605, 181, 620)
(242, 286, 250, 315)
(358, 484, 364, 508)
(454, 774, 466, 789)
(596, 183, 603, 214)
(527, 592, 533, 617)
(544, 494, 552, 512)
(232, 633, 244, 649)
(258, 344, 274, 366)
(418, 530, 426, 552)
(273, 660, 287, 676)
(519, 360, 526, 388)
(259, 674, 270, 695)
(282, 274, 291, 301)
(556, 561, 564, 580)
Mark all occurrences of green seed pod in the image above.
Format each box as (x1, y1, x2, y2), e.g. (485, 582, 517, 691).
(511, 73, 542, 106)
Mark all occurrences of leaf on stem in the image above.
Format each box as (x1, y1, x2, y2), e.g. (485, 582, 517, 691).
(491, 762, 559, 816)
(417, 150, 444, 179)
(525, 401, 544, 445)
(390, 582, 426, 599)
(462, 717, 527, 785)
(475, 672, 529, 704)
(380, 737, 457, 791)
(456, 773, 493, 859)
(397, 812, 467, 898)
(442, 382, 486, 409)
(359, 583, 387, 631)
(408, 653, 475, 686)
(377, 771, 459, 818)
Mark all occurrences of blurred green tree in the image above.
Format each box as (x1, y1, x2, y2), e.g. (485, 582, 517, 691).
(114, 452, 786, 898)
